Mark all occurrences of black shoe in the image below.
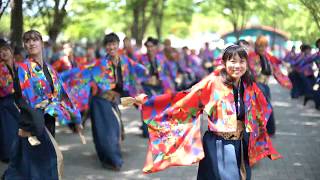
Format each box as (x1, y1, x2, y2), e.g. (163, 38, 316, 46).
(303, 97, 311, 106)
(68, 123, 77, 133)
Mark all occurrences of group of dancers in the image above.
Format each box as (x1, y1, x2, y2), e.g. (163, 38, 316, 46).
(0, 29, 319, 179)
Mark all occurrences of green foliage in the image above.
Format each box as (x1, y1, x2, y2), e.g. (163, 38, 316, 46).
(0, 13, 10, 36)
(64, 0, 127, 41)
(255, 0, 319, 44)
(0, 0, 318, 44)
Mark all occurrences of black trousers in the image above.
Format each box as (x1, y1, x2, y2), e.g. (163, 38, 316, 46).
(44, 114, 56, 137)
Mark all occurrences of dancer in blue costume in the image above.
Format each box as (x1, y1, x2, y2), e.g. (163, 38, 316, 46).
(89, 33, 146, 170)
(0, 40, 19, 163)
(3, 30, 81, 180)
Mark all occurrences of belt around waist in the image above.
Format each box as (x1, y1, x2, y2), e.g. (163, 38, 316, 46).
(212, 121, 245, 140)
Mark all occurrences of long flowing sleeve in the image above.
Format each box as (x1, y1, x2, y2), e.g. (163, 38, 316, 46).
(45, 65, 82, 125)
(247, 83, 282, 166)
(18, 62, 82, 125)
(18, 64, 37, 106)
(60, 67, 92, 111)
(299, 53, 320, 67)
(141, 75, 213, 173)
(266, 53, 292, 89)
(90, 61, 114, 93)
(128, 56, 147, 77)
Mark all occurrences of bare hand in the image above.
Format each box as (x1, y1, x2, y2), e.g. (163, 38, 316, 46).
(35, 100, 49, 109)
(120, 97, 136, 106)
(135, 94, 147, 105)
(120, 94, 147, 106)
(18, 129, 31, 137)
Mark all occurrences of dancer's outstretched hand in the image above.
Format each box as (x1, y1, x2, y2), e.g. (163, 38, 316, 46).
(120, 97, 136, 107)
(121, 94, 147, 107)
(35, 99, 49, 109)
(135, 94, 147, 105)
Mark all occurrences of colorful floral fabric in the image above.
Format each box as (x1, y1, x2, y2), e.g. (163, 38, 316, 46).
(0, 63, 14, 97)
(94, 55, 147, 96)
(138, 54, 176, 93)
(248, 51, 292, 89)
(290, 52, 320, 76)
(199, 48, 214, 62)
(60, 67, 92, 111)
(61, 55, 147, 111)
(18, 58, 81, 125)
(51, 55, 73, 73)
(141, 69, 281, 173)
(187, 54, 206, 79)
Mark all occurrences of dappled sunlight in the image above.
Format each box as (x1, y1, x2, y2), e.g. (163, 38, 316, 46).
(276, 131, 297, 136)
(82, 151, 94, 156)
(301, 121, 318, 127)
(293, 162, 302, 167)
(121, 169, 140, 175)
(59, 143, 82, 151)
(136, 174, 151, 179)
(273, 101, 292, 107)
(124, 121, 142, 134)
(86, 175, 108, 180)
(55, 127, 73, 134)
(138, 144, 147, 148)
(300, 112, 320, 118)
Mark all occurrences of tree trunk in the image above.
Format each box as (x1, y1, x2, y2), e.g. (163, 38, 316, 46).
(155, 0, 165, 41)
(232, 22, 240, 41)
(130, 0, 159, 47)
(131, 4, 140, 46)
(10, 0, 23, 48)
(48, 10, 66, 43)
(48, 0, 68, 44)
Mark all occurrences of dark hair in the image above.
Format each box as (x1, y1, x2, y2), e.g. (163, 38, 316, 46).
(220, 45, 254, 86)
(315, 38, 320, 49)
(103, 32, 120, 46)
(0, 38, 6, 44)
(144, 37, 159, 46)
(0, 38, 12, 52)
(22, 30, 43, 42)
(300, 44, 311, 52)
(236, 39, 249, 46)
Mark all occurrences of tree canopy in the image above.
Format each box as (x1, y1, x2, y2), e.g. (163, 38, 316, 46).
(0, 0, 319, 46)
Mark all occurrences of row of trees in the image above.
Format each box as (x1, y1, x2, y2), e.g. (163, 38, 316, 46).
(0, 0, 319, 48)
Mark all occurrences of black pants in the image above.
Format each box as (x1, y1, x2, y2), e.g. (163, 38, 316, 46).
(44, 114, 56, 137)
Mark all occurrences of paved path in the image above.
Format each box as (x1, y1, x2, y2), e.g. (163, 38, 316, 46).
(1, 80, 320, 180)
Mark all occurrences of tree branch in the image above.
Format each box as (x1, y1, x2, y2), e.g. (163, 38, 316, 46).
(0, 0, 10, 19)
